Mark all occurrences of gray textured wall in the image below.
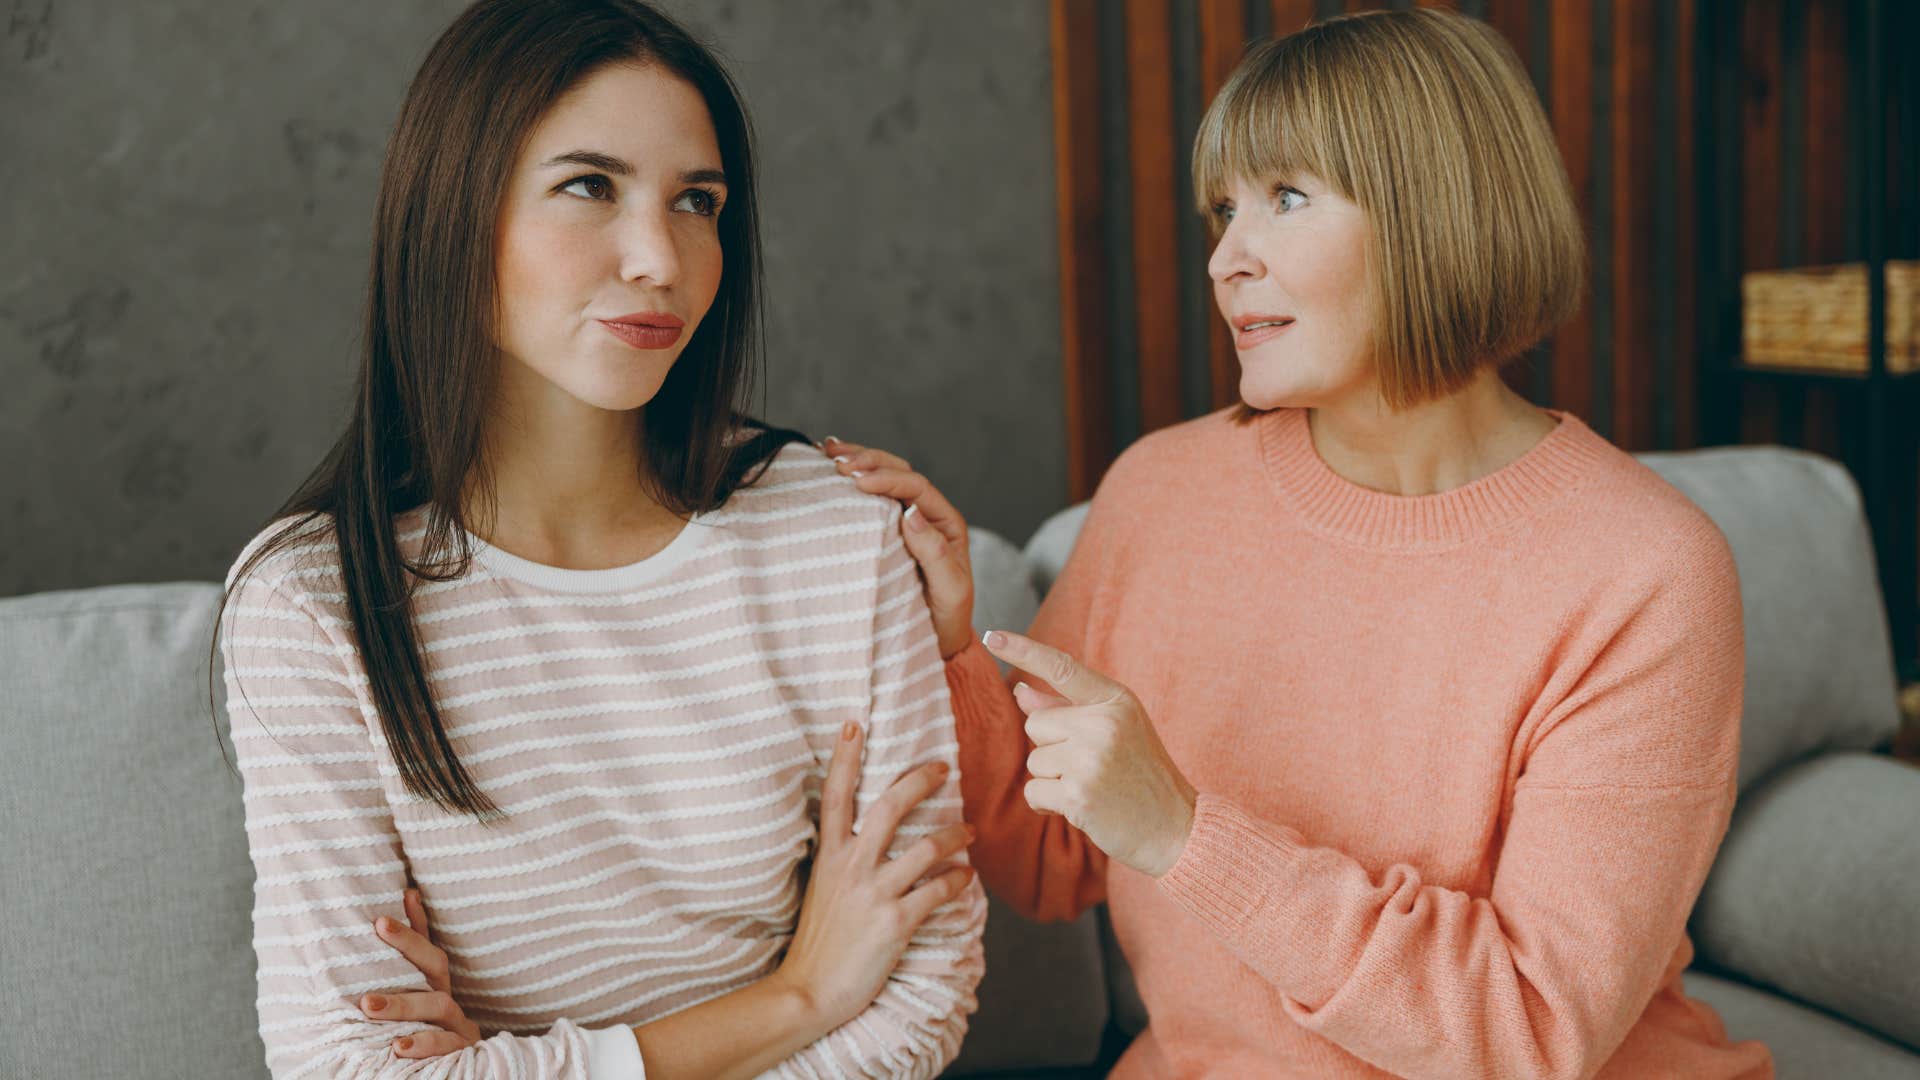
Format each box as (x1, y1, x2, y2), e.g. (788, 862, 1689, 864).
(0, 0, 1064, 597)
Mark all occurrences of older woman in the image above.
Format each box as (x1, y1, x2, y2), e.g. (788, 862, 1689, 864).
(832, 9, 1775, 1078)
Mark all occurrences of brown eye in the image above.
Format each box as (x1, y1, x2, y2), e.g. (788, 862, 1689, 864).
(673, 188, 721, 217)
(560, 175, 613, 201)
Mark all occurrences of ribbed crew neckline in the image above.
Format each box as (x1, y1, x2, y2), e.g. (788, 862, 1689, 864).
(461, 513, 708, 594)
(1256, 406, 1610, 551)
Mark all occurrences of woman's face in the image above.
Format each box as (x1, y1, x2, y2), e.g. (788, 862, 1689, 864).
(492, 62, 726, 415)
(1208, 171, 1376, 411)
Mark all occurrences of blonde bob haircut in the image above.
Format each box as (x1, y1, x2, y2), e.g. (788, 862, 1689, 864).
(1194, 8, 1586, 413)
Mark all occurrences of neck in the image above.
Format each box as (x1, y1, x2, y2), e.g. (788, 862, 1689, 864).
(1307, 368, 1558, 497)
(463, 383, 679, 566)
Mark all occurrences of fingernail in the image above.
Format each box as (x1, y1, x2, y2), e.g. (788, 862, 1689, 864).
(366, 994, 386, 1011)
(904, 504, 926, 531)
(832, 455, 850, 465)
(934, 762, 951, 777)
(983, 630, 1006, 649)
(849, 470, 866, 478)
(823, 435, 840, 446)
(396, 1037, 413, 1051)
(377, 916, 394, 934)
(841, 719, 859, 742)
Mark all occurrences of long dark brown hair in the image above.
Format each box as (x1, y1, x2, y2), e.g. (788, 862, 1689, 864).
(211, 0, 803, 819)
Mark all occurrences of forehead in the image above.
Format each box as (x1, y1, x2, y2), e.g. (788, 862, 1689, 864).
(522, 62, 719, 163)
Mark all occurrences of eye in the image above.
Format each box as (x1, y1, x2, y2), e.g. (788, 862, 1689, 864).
(1274, 186, 1306, 213)
(674, 188, 723, 217)
(1211, 202, 1236, 224)
(558, 174, 614, 202)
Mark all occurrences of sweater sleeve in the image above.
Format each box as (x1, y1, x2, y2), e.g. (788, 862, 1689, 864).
(1153, 532, 1748, 1080)
(944, 498, 1120, 925)
(222, 563, 601, 1080)
(767, 515, 988, 1079)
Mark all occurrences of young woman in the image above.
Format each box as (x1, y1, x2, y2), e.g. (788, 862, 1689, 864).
(830, 9, 1777, 1079)
(216, 2, 984, 1077)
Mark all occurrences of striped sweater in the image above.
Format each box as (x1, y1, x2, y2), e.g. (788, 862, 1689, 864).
(219, 443, 987, 1079)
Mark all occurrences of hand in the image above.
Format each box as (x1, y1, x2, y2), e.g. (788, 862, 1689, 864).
(773, 719, 977, 1029)
(981, 630, 1198, 878)
(820, 436, 974, 659)
(357, 887, 483, 1059)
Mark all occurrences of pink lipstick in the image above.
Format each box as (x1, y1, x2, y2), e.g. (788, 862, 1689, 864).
(598, 312, 685, 350)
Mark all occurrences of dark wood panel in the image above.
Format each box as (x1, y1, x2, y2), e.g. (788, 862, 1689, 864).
(1272, 0, 1317, 35)
(1549, 0, 1596, 421)
(1612, 0, 1657, 449)
(1673, 0, 1698, 448)
(1738, 0, 1784, 443)
(1127, 0, 1186, 434)
(1051, 0, 1114, 501)
(1198, 0, 1249, 410)
(1800, 0, 1849, 460)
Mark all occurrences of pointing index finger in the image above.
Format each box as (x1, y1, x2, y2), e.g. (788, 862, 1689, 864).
(980, 630, 1119, 706)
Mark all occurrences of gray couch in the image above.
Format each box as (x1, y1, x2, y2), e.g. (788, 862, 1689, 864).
(4, 443, 1917, 1079)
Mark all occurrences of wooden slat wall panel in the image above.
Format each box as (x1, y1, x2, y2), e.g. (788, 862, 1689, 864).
(1126, 0, 1185, 435)
(1197, 0, 1248, 409)
(1051, 0, 1113, 502)
(1611, 1, 1657, 450)
(1548, 0, 1596, 423)
(1737, 0, 1784, 444)
(1271, 0, 1316, 36)
(1672, 0, 1697, 450)
(1799, 0, 1848, 460)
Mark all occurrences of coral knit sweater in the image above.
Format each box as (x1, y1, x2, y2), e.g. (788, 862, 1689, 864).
(944, 406, 1774, 1079)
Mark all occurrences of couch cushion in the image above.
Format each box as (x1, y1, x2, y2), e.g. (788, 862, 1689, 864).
(1689, 752, 1920, 1052)
(0, 583, 267, 1080)
(968, 525, 1041, 641)
(1683, 969, 1919, 1078)
(1636, 447, 1903, 789)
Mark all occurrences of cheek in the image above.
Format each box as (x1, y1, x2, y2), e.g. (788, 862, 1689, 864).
(684, 228, 725, 315)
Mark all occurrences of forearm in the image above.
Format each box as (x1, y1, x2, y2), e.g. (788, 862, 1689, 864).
(945, 639, 1108, 922)
(629, 972, 825, 1080)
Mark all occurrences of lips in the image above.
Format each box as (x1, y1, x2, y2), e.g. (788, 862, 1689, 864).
(598, 312, 684, 351)
(1231, 314, 1294, 349)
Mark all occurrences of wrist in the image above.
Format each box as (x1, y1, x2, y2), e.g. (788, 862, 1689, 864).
(1152, 784, 1199, 878)
(763, 965, 833, 1034)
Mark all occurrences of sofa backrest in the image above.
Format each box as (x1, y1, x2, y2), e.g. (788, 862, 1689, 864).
(0, 582, 269, 1080)
(1016, 445, 1903, 794)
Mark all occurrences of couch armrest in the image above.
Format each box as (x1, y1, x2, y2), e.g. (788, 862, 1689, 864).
(1689, 751, 1920, 1051)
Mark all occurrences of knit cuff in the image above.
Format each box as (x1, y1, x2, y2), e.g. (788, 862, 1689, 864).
(1157, 793, 1303, 937)
(943, 638, 1010, 738)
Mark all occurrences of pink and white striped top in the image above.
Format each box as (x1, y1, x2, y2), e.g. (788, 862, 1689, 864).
(219, 443, 986, 1079)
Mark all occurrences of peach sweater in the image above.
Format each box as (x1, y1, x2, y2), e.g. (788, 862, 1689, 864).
(945, 406, 1774, 1079)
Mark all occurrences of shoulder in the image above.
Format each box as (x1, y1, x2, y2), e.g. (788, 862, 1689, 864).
(225, 513, 339, 594)
(1104, 407, 1245, 488)
(709, 440, 902, 552)
(1559, 423, 1740, 598)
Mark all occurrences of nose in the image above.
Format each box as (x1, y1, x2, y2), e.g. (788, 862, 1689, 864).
(1207, 216, 1260, 285)
(616, 208, 683, 289)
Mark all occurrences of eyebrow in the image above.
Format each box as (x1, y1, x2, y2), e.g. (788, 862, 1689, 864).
(539, 150, 726, 186)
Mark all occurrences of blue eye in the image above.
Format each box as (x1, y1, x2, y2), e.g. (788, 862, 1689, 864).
(559, 174, 613, 201)
(1275, 186, 1305, 212)
(1212, 202, 1236, 224)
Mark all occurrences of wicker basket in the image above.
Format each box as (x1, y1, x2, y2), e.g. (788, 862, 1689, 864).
(1741, 261, 1918, 373)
